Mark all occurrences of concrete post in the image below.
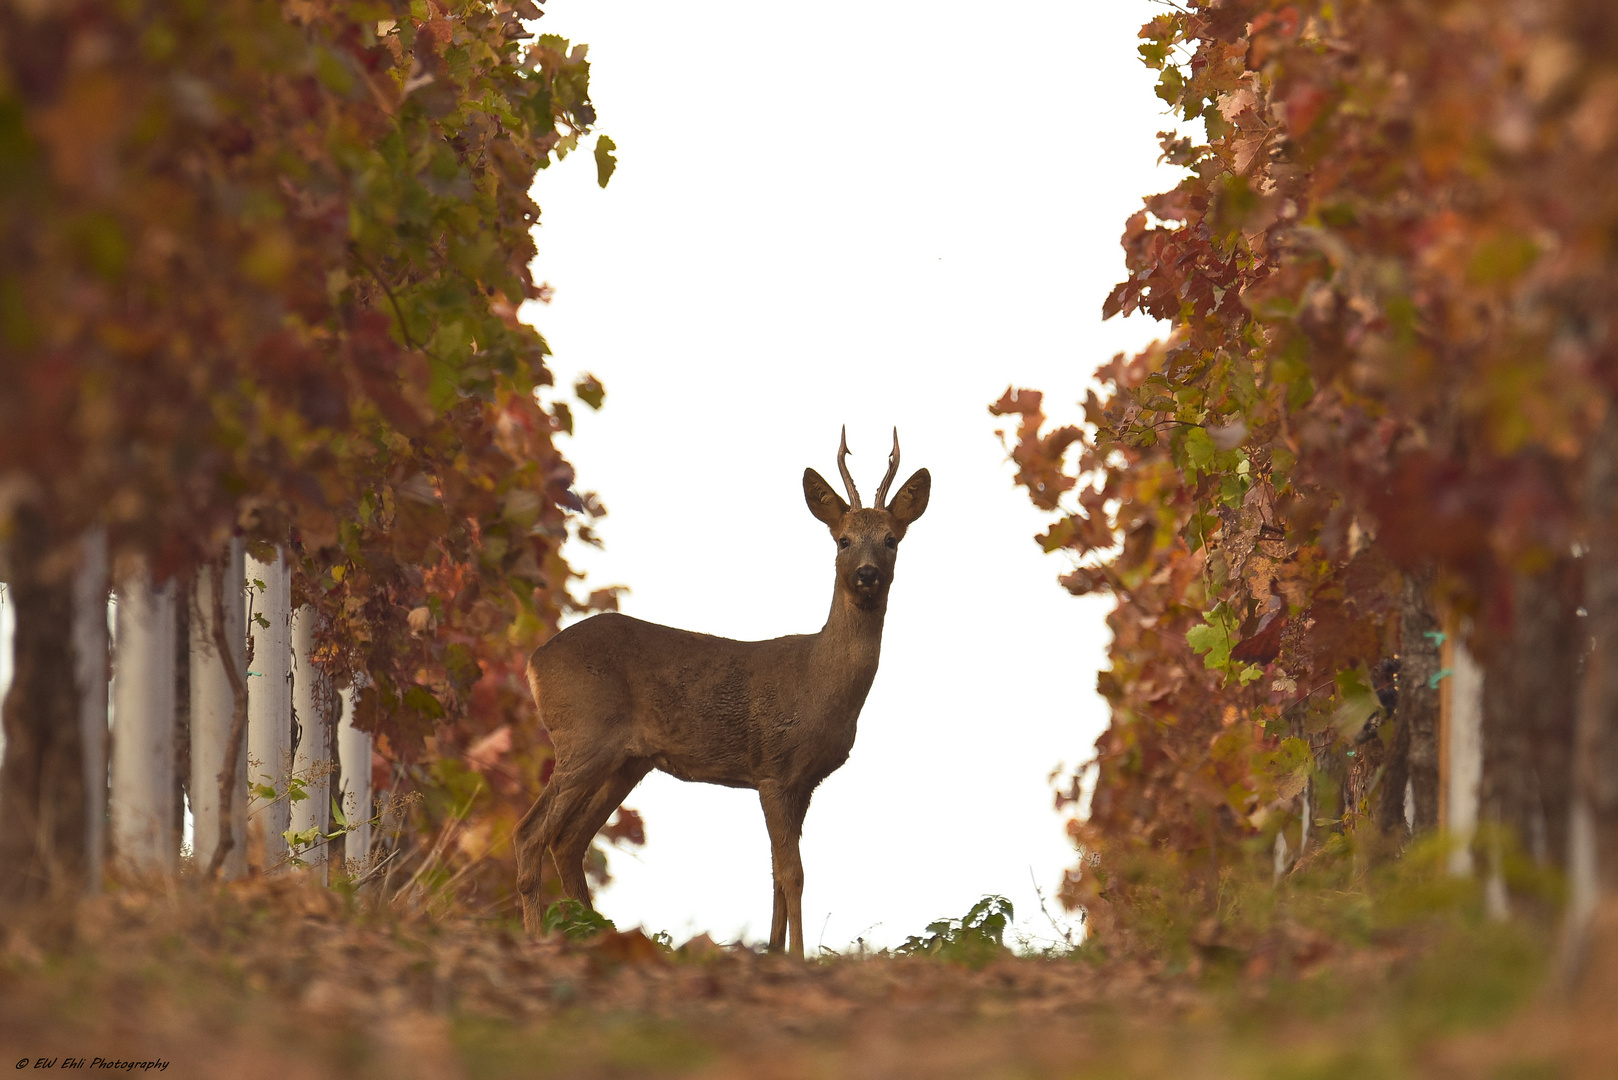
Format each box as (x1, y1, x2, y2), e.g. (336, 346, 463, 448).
(110, 567, 177, 873)
(190, 540, 247, 879)
(289, 604, 332, 878)
(246, 547, 291, 869)
(337, 684, 373, 870)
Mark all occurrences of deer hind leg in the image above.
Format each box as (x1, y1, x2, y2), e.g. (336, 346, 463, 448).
(515, 781, 563, 931)
(759, 782, 812, 959)
(551, 758, 652, 906)
(515, 749, 626, 935)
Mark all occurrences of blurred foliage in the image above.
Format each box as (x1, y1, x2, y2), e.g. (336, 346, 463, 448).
(995, 0, 1618, 941)
(1073, 825, 1560, 977)
(0, 0, 637, 896)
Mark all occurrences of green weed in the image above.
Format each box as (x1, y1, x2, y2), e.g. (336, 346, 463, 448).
(540, 899, 615, 942)
(896, 895, 1014, 967)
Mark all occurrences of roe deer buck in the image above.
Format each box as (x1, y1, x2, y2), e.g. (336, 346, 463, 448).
(514, 429, 930, 956)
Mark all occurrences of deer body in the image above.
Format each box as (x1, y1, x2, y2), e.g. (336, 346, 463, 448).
(532, 612, 878, 791)
(515, 431, 929, 956)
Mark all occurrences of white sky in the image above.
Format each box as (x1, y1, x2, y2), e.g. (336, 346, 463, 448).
(523, 0, 1175, 949)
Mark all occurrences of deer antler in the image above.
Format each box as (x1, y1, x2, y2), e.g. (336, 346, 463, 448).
(837, 425, 862, 509)
(874, 428, 901, 509)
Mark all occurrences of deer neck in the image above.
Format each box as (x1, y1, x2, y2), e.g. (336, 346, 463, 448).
(813, 584, 886, 686)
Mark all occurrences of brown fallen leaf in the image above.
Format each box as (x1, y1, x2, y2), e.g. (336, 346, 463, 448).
(589, 927, 668, 968)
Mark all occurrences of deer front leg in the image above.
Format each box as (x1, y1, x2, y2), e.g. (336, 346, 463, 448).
(770, 881, 788, 952)
(759, 782, 811, 958)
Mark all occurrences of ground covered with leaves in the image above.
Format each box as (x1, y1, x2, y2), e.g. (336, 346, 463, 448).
(1, 859, 1613, 1080)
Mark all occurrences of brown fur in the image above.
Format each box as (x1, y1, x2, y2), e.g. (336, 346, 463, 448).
(515, 439, 930, 956)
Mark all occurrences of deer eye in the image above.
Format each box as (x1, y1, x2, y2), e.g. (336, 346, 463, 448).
(838, 536, 851, 549)
(884, 535, 897, 549)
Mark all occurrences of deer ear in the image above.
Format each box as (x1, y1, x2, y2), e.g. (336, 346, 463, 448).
(886, 468, 930, 529)
(803, 468, 848, 529)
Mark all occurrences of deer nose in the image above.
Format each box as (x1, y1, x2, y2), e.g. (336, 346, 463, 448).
(855, 566, 880, 588)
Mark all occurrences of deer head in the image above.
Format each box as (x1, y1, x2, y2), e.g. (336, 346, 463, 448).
(803, 427, 931, 612)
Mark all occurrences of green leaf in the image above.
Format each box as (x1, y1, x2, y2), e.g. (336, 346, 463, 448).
(1186, 604, 1239, 672)
(1181, 425, 1217, 477)
(443, 642, 482, 694)
(1328, 667, 1382, 738)
(895, 895, 1014, 967)
(1218, 474, 1246, 507)
(402, 683, 446, 720)
(1467, 233, 1540, 285)
(314, 46, 356, 97)
(1271, 338, 1315, 410)
(1266, 736, 1313, 800)
(594, 134, 617, 188)
(574, 373, 605, 410)
(283, 826, 323, 849)
(541, 898, 615, 941)
(1156, 65, 1186, 107)
(1184, 509, 1219, 553)
(72, 212, 130, 281)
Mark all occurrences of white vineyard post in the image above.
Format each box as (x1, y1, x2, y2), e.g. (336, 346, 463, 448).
(110, 565, 177, 874)
(190, 540, 246, 879)
(1567, 794, 1598, 949)
(1443, 638, 1484, 878)
(72, 528, 109, 892)
(246, 546, 292, 870)
(337, 684, 372, 871)
(289, 604, 331, 880)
